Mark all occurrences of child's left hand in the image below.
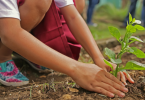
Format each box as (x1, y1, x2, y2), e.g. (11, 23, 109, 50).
(94, 58, 134, 85)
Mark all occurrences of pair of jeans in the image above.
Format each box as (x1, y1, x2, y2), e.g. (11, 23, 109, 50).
(124, 0, 145, 27)
(87, 0, 99, 24)
(141, 0, 145, 26)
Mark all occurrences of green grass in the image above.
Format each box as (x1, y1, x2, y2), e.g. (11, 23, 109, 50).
(88, 3, 144, 40)
(90, 23, 125, 40)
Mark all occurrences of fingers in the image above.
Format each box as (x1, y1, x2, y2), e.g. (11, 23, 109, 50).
(105, 72, 125, 86)
(93, 87, 114, 98)
(92, 82, 126, 98)
(123, 71, 134, 84)
(102, 77, 128, 93)
(112, 63, 117, 70)
(120, 72, 127, 85)
(117, 72, 121, 80)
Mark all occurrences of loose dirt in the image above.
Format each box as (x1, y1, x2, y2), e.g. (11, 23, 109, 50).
(1, 35, 145, 100)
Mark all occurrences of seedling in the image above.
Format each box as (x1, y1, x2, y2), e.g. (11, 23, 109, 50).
(29, 86, 33, 99)
(68, 82, 76, 88)
(104, 13, 145, 77)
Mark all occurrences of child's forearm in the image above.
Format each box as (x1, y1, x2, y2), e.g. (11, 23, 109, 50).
(60, 5, 104, 63)
(0, 18, 128, 97)
(0, 18, 78, 77)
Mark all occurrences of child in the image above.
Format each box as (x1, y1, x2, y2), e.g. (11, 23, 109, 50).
(75, 0, 85, 14)
(0, 0, 133, 98)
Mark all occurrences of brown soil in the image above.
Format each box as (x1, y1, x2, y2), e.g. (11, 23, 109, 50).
(1, 35, 145, 100)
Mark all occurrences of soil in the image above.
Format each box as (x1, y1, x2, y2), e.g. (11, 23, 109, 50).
(1, 35, 145, 100)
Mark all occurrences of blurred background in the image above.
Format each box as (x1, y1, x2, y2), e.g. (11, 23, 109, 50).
(82, 0, 144, 41)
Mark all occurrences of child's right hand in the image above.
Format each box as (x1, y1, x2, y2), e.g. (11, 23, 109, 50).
(70, 63, 128, 98)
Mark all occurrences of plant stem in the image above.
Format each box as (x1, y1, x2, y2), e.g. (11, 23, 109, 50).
(115, 64, 119, 77)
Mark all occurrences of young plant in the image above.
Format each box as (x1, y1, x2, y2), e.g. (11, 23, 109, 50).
(104, 13, 145, 77)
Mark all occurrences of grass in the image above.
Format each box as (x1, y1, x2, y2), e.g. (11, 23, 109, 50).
(88, 3, 144, 40)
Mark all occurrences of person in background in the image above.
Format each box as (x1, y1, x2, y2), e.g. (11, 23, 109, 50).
(141, 0, 145, 27)
(87, 0, 100, 27)
(121, 0, 145, 28)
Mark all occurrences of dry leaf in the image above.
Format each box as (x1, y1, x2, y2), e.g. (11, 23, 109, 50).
(69, 88, 79, 93)
(39, 75, 46, 78)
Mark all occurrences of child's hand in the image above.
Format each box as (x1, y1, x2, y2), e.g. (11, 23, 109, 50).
(117, 71, 134, 85)
(94, 58, 134, 85)
(71, 63, 128, 98)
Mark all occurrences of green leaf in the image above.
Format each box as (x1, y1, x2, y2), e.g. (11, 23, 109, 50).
(129, 36, 143, 42)
(128, 47, 145, 58)
(130, 28, 136, 33)
(132, 18, 136, 23)
(108, 26, 120, 41)
(126, 25, 136, 33)
(110, 58, 122, 64)
(120, 60, 145, 70)
(134, 25, 145, 30)
(127, 21, 129, 26)
(103, 59, 113, 70)
(104, 48, 115, 59)
(129, 13, 132, 23)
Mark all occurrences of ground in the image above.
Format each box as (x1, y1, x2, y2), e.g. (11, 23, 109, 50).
(0, 3, 145, 100)
(1, 34, 145, 100)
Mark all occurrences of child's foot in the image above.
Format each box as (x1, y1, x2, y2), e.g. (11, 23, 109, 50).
(0, 60, 29, 86)
(13, 52, 53, 73)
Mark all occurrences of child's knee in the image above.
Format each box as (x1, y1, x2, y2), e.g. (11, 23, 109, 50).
(22, 0, 52, 15)
(35, 0, 52, 14)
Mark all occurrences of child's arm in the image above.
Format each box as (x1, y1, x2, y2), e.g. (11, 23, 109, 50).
(75, 0, 85, 14)
(60, 5, 134, 84)
(0, 18, 127, 97)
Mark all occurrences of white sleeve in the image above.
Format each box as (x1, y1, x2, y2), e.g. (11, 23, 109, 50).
(54, 0, 74, 8)
(0, 0, 20, 20)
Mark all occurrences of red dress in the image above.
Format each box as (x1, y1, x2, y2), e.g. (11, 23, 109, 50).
(17, 0, 81, 60)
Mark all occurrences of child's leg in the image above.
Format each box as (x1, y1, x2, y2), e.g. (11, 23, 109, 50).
(19, 0, 52, 32)
(0, 42, 13, 63)
(0, 0, 52, 86)
(15, 0, 53, 72)
(0, 0, 52, 62)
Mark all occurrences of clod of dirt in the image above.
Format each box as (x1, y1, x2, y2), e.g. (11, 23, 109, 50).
(38, 90, 41, 94)
(61, 94, 72, 100)
(39, 75, 47, 78)
(128, 71, 136, 78)
(138, 71, 144, 76)
(0, 86, 5, 91)
(123, 97, 134, 100)
(138, 77, 145, 83)
(69, 88, 79, 93)
(2, 92, 5, 95)
(127, 84, 142, 97)
(86, 97, 94, 100)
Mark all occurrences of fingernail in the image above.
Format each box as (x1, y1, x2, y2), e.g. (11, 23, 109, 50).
(124, 82, 127, 86)
(119, 93, 125, 97)
(123, 88, 128, 92)
(109, 93, 114, 98)
(131, 79, 134, 82)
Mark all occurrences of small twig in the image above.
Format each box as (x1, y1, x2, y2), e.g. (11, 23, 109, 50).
(9, 84, 40, 92)
(32, 80, 36, 86)
(20, 64, 25, 72)
(29, 86, 32, 99)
